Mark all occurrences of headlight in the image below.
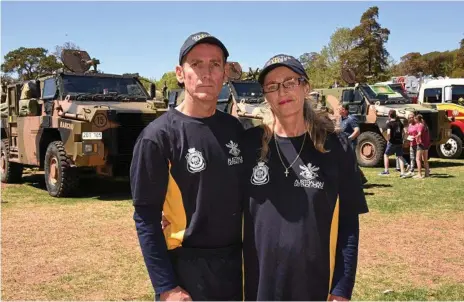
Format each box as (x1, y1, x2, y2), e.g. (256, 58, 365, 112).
(83, 143, 95, 153)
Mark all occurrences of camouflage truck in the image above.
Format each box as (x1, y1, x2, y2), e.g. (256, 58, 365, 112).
(216, 67, 268, 129)
(312, 69, 452, 167)
(0, 49, 167, 197)
(167, 64, 268, 129)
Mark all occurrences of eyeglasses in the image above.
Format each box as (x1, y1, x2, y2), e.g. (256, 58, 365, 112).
(263, 77, 306, 94)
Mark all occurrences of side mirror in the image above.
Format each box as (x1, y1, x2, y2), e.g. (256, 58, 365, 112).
(225, 62, 242, 81)
(149, 83, 156, 98)
(444, 86, 452, 102)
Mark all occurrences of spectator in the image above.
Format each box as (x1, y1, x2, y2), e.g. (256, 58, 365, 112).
(413, 114, 431, 178)
(379, 110, 409, 178)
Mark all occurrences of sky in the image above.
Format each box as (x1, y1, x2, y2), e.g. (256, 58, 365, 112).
(1, 1, 463, 80)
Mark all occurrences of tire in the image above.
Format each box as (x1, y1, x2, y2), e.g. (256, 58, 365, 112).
(1, 139, 23, 183)
(356, 131, 387, 167)
(44, 141, 79, 197)
(436, 134, 463, 159)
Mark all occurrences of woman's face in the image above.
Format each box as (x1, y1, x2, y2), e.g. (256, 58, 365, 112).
(262, 66, 309, 120)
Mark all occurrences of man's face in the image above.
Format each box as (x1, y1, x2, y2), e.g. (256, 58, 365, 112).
(339, 106, 348, 117)
(176, 43, 225, 103)
(262, 66, 308, 119)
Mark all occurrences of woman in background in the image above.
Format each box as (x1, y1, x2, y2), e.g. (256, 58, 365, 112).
(414, 114, 431, 178)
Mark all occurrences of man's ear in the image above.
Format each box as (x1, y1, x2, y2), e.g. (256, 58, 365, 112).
(175, 65, 184, 85)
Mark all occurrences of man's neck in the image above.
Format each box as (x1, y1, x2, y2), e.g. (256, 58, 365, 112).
(274, 113, 306, 137)
(176, 94, 216, 118)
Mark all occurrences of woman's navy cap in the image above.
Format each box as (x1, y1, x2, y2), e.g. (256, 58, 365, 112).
(258, 54, 309, 85)
(179, 32, 229, 64)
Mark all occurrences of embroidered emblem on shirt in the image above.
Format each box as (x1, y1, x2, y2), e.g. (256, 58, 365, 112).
(185, 148, 206, 173)
(226, 140, 241, 157)
(251, 161, 270, 185)
(294, 163, 324, 189)
(226, 140, 243, 166)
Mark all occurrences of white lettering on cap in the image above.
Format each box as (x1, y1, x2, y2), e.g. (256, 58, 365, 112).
(267, 55, 292, 66)
(191, 33, 212, 42)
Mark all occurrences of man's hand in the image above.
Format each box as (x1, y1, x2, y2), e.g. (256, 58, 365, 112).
(328, 294, 349, 301)
(161, 212, 171, 230)
(160, 286, 192, 301)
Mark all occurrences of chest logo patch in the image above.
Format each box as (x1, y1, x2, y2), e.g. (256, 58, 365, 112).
(251, 161, 270, 185)
(226, 140, 240, 156)
(186, 148, 206, 173)
(226, 140, 243, 166)
(295, 163, 325, 189)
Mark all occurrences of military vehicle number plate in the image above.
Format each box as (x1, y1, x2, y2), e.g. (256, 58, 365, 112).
(82, 132, 103, 140)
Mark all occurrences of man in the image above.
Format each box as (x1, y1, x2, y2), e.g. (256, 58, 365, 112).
(339, 104, 368, 184)
(130, 32, 244, 301)
(379, 110, 409, 177)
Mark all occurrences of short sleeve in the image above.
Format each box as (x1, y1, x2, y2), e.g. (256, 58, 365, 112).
(416, 123, 424, 133)
(336, 133, 369, 216)
(130, 133, 169, 209)
(349, 116, 359, 129)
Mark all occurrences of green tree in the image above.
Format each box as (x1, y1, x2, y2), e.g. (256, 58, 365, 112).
(1, 47, 61, 80)
(344, 6, 391, 82)
(395, 52, 425, 75)
(155, 72, 180, 91)
(323, 27, 357, 85)
(53, 41, 81, 63)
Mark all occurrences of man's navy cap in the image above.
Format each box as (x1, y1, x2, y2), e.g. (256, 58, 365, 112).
(179, 32, 229, 64)
(258, 54, 309, 85)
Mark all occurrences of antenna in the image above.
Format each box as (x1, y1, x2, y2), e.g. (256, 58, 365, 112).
(61, 49, 100, 73)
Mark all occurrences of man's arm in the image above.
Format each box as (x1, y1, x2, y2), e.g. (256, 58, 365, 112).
(348, 116, 360, 140)
(130, 136, 179, 296)
(331, 134, 369, 300)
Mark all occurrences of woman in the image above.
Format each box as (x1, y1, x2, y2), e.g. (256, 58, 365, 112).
(242, 55, 369, 301)
(413, 114, 431, 178)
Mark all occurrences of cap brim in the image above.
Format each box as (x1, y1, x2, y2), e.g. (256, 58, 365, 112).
(258, 63, 308, 85)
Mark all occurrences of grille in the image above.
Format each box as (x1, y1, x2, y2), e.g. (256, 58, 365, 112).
(107, 113, 158, 177)
(116, 113, 157, 155)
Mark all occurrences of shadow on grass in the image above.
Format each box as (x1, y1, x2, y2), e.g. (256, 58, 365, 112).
(428, 161, 464, 168)
(428, 173, 456, 178)
(20, 173, 132, 201)
(363, 183, 393, 189)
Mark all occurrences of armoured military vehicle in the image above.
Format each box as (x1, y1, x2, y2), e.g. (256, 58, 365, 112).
(312, 69, 452, 167)
(1, 49, 167, 197)
(216, 67, 268, 129)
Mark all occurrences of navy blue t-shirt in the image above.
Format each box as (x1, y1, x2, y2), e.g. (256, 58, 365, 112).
(130, 108, 245, 294)
(340, 115, 359, 144)
(241, 127, 368, 301)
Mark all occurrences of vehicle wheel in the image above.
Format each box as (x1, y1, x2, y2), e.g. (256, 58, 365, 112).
(44, 141, 79, 197)
(1, 139, 23, 183)
(436, 134, 463, 159)
(356, 131, 386, 167)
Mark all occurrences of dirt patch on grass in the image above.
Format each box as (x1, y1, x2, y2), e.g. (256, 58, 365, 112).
(1, 202, 152, 300)
(358, 212, 464, 290)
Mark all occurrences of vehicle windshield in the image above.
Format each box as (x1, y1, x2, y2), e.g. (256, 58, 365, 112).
(61, 75, 147, 100)
(361, 84, 410, 104)
(451, 85, 464, 105)
(232, 82, 263, 98)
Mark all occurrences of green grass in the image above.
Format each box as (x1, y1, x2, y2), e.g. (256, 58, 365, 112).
(361, 158, 464, 213)
(1, 157, 463, 300)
